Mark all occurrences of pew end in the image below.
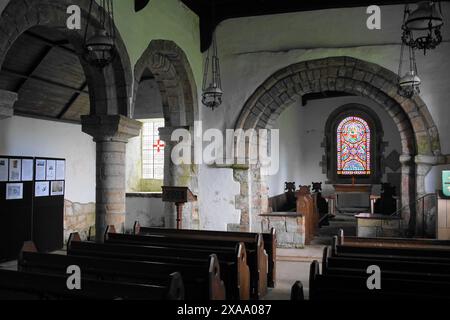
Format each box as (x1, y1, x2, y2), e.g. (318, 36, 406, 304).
(166, 272, 185, 300)
(208, 254, 226, 300)
(256, 234, 269, 298)
(18, 241, 38, 266)
(236, 242, 251, 300)
(20, 241, 38, 253)
(331, 235, 338, 257)
(104, 225, 117, 242)
(290, 281, 305, 300)
(67, 232, 82, 250)
(322, 246, 330, 275)
(133, 221, 141, 235)
(338, 229, 344, 245)
(270, 227, 277, 288)
(309, 260, 320, 300)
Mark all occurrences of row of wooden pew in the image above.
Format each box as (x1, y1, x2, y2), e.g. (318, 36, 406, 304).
(0, 223, 277, 300)
(309, 231, 450, 300)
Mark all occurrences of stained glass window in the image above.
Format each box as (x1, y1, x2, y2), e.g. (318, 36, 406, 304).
(337, 116, 371, 175)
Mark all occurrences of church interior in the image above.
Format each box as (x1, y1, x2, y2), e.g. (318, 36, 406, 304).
(0, 0, 450, 302)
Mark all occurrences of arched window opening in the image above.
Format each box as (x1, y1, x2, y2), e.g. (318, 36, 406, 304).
(337, 116, 371, 176)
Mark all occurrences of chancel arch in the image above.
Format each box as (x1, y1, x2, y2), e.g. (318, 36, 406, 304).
(234, 56, 442, 236)
(131, 40, 199, 229)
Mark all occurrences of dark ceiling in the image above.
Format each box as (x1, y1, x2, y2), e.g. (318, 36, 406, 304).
(180, 0, 432, 51)
(0, 26, 89, 123)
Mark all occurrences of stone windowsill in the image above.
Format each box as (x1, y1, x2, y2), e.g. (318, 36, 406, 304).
(126, 192, 163, 198)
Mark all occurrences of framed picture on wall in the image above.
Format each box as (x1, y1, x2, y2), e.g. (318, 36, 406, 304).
(9, 159, 21, 182)
(35, 181, 50, 197)
(35, 159, 46, 181)
(56, 160, 65, 180)
(50, 181, 64, 196)
(46, 160, 56, 181)
(6, 183, 23, 200)
(21, 159, 34, 182)
(0, 158, 8, 182)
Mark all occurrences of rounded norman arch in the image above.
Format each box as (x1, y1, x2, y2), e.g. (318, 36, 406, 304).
(0, 0, 133, 116)
(234, 56, 442, 236)
(235, 56, 440, 157)
(132, 39, 199, 228)
(133, 40, 198, 127)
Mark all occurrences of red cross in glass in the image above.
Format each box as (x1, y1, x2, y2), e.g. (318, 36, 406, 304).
(153, 139, 165, 153)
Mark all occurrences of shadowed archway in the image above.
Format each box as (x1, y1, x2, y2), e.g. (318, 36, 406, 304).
(133, 39, 199, 229)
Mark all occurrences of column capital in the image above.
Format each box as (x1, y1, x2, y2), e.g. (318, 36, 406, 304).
(0, 90, 18, 120)
(81, 115, 142, 142)
(415, 154, 439, 166)
(399, 154, 414, 166)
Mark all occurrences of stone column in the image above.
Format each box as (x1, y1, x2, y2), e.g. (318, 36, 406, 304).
(415, 155, 438, 236)
(159, 126, 198, 228)
(0, 90, 18, 119)
(399, 154, 416, 235)
(82, 115, 142, 242)
(233, 167, 251, 232)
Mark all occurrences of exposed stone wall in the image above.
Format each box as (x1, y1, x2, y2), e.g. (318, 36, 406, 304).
(64, 200, 95, 242)
(261, 215, 305, 248)
(357, 216, 407, 238)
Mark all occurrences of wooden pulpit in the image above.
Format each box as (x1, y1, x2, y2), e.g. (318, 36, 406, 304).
(161, 186, 197, 229)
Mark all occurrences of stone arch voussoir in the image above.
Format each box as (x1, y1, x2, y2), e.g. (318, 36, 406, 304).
(133, 39, 198, 127)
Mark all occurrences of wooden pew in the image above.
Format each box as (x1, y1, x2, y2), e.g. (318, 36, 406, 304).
(110, 226, 267, 299)
(19, 241, 225, 300)
(337, 229, 450, 249)
(331, 236, 450, 263)
(0, 269, 184, 300)
(67, 233, 250, 300)
(322, 246, 450, 282)
(309, 260, 450, 300)
(134, 222, 277, 289)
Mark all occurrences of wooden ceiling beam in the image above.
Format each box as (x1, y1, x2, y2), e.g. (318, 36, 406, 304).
(57, 82, 88, 119)
(24, 31, 77, 55)
(2, 68, 89, 95)
(180, 0, 417, 52)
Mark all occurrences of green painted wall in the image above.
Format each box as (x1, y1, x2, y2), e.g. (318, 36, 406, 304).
(113, 0, 203, 87)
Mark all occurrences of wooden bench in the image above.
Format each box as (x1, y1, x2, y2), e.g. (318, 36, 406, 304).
(311, 236, 450, 300)
(134, 222, 277, 289)
(337, 230, 450, 249)
(331, 235, 450, 263)
(0, 269, 184, 300)
(322, 246, 450, 282)
(67, 233, 250, 300)
(310, 260, 450, 300)
(19, 241, 225, 300)
(112, 225, 267, 299)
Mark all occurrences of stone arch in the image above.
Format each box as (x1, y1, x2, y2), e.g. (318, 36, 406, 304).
(0, 0, 133, 116)
(133, 40, 198, 127)
(133, 39, 199, 229)
(234, 56, 441, 236)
